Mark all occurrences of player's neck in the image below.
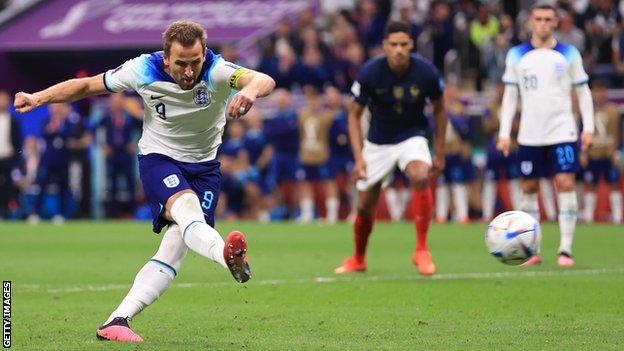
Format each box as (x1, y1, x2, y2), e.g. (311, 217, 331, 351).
(530, 35, 556, 49)
(389, 63, 410, 77)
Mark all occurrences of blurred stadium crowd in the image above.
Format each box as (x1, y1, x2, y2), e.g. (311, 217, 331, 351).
(0, 0, 623, 224)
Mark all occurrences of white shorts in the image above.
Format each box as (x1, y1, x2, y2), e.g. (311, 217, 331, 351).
(356, 136, 432, 191)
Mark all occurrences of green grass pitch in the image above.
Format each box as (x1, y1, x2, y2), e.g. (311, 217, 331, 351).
(1, 221, 623, 350)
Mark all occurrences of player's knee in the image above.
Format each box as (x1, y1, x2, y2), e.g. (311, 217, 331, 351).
(554, 175, 575, 192)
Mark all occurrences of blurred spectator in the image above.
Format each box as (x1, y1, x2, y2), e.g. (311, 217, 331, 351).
(484, 33, 510, 87)
(395, 0, 423, 45)
(244, 108, 274, 222)
(354, 0, 387, 56)
(436, 84, 474, 224)
(263, 89, 300, 219)
(0, 90, 22, 219)
(296, 85, 334, 222)
(584, 0, 621, 84)
(470, 2, 499, 91)
(581, 81, 622, 224)
(67, 98, 93, 218)
(425, 1, 454, 72)
(96, 93, 142, 218)
(555, 9, 586, 52)
(28, 103, 75, 224)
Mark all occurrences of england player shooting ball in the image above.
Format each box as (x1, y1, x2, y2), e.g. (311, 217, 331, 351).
(13, 21, 275, 343)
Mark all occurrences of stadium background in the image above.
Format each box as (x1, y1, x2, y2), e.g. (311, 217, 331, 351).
(0, 0, 623, 224)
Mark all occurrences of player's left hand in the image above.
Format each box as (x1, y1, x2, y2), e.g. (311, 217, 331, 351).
(580, 132, 593, 152)
(227, 89, 257, 119)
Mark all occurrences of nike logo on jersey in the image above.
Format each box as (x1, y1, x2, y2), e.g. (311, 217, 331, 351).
(150, 95, 165, 100)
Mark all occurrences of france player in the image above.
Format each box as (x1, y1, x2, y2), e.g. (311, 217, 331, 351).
(14, 21, 275, 342)
(497, 3, 594, 267)
(334, 21, 446, 276)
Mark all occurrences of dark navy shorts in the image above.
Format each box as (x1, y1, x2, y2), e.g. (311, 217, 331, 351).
(518, 142, 579, 178)
(138, 153, 221, 233)
(582, 158, 620, 184)
(297, 164, 332, 181)
(442, 154, 475, 184)
(485, 150, 520, 181)
(273, 153, 299, 183)
(329, 155, 355, 177)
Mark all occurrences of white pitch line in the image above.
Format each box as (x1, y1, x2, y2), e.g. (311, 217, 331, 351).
(15, 267, 624, 294)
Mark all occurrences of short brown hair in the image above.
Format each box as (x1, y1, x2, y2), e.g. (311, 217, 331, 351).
(163, 21, 207, 55)
(531, 1, 556, 14)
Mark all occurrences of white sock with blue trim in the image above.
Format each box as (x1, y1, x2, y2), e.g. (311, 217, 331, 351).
(170, 193, 227, 268)
(105, 224, 185, 325)
(557, 191, 578, 255)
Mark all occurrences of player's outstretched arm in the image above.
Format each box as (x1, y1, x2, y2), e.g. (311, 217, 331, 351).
(497, 84, 519, 156)
(227, 71, 275, 119)
(14, 74, 109, 114)
(347, 100, 366, 180)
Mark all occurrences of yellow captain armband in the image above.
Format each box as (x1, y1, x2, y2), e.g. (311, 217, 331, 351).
(228, 67, 251, 89)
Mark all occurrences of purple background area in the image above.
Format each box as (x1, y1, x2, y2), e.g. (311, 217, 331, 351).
(0, 0, 313, 50)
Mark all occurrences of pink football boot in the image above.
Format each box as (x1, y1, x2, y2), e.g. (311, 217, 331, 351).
(96, 317, 143, 343)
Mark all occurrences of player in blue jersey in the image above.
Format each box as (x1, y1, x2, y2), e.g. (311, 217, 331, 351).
(14, 21, 275, 342)
(335, 21, 446, 276)
(497, 3, 594, 267)
(243, 108, 274, 222)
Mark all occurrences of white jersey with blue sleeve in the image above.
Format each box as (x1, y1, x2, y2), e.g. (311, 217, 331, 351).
(501, 42, 589, 146)
(103, 50, 248, 162)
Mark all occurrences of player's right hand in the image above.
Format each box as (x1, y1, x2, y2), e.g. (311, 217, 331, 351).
(14, 92, 39, 114)
(496, 138, 511, 157)
(354, 159, 367, 181)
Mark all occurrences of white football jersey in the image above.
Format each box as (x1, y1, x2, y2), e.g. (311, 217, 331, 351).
(501, 42, 589, 146)
(104, 50, 247, 162)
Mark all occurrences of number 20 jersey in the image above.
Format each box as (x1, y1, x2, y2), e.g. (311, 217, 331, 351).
(104, 50, 244, 162)
(501, 42, 589, 146)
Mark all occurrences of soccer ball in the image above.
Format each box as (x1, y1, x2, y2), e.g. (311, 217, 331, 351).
(485, 210, 541, 265)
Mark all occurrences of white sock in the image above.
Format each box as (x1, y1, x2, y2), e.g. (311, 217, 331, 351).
(482, 179, 496, 221)
(557, 191, 578, 256)
(451, 183, 468, 222)
(610, 191, 623, 224)
(509, 179, 522, 209)
(171, 193, 227, 268)
(540, 178, 556, 221)
(435, 184, 450, 222)
(520, 192, 540, 221)
(385, 188, 402, 221)
(583, 192, 596, 223)
(299, 198, 314, 222)
(325, 197, 339, 223)
(105, 224, 186, 324)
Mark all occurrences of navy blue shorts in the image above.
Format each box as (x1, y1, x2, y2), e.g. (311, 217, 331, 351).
(138, 153, 221, 233)
(273, 153, 299, 183)
(518, 142, 579, 178)
(297, 164, 332, 181)
(442, 154, 475, 183)
(485, 150, 520, 181)
(583, 158, 620, 184)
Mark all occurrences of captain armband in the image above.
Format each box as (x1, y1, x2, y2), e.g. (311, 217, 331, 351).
(228, 68, 251, 89)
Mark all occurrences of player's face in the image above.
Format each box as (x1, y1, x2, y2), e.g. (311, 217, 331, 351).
(164, 39, 205, 90)
(383, 32, 413, 70)
(0, 91, 9, 110)
(530, 9, 558, 40)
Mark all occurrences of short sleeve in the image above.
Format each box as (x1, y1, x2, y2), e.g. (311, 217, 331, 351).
(568, 46, 589, 85)
(427, 65, 444, 101)
(351, 68, 371, 105)
(104, 57, 142, 93)
(501, 50, 517, 85)
(209, 59, 251, 90)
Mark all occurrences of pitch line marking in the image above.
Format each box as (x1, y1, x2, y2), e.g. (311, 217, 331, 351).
(16, 267, 624, 294)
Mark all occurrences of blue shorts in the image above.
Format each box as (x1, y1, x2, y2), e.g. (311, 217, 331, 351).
(297, 164, 332, 181)
(442, 154, 475, 183)
(518, 142, 579, 178)
(138, 153, 221, 233)
(485, 150, 520, 181)
(583, 159, 620, 184)
(329, 155, 354, 177)
(273, 153, 299, 183)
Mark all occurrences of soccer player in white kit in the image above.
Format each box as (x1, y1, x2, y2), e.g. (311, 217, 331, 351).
(13, 21, 275, 342)
(497, 3, 594, 267)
